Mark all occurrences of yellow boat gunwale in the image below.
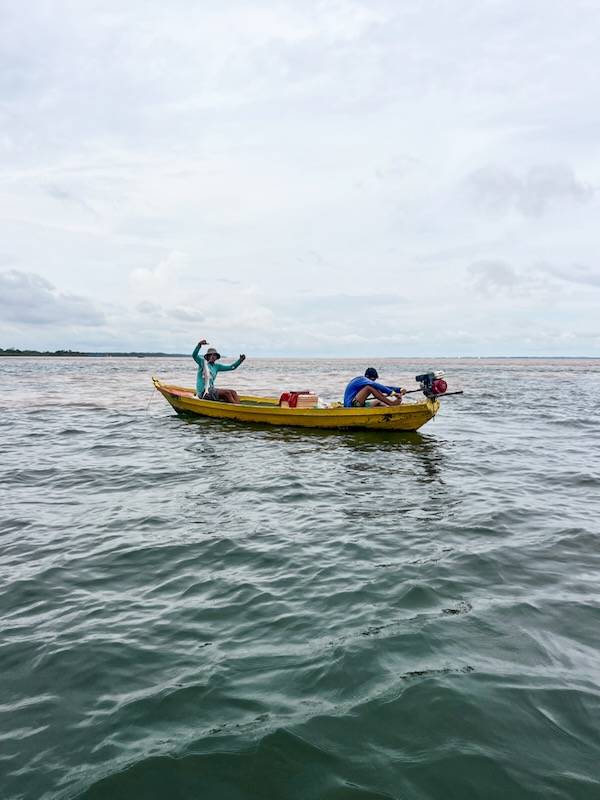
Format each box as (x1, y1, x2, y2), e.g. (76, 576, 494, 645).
(152, 377, 440, 432)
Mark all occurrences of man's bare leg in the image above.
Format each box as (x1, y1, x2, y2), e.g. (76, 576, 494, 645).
(354, 386, 401, 407)
(216, 388, 241, 404)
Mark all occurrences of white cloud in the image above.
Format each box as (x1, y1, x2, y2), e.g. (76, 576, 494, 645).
(130, 251, 192, 303)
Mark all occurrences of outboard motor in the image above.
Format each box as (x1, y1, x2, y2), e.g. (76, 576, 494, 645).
(415, 371, 448, 398)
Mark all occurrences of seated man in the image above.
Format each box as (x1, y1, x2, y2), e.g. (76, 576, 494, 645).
(343, 367, 406, 408)
(192, 339, 246, 403)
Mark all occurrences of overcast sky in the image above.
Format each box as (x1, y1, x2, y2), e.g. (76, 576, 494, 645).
(1, 0, 599, 356)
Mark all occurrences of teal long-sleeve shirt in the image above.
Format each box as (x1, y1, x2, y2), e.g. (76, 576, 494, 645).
(192, 343, 243, 396)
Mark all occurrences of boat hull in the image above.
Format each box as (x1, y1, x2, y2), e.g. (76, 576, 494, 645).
(153, 378, 439, 432)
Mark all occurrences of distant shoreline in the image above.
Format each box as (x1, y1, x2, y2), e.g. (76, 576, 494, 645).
(0, 349, 188, 358)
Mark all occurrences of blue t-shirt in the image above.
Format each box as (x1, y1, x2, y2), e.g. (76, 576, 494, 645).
(343, 377, 401, 407)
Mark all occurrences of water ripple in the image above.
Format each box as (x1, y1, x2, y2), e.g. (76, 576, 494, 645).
(1, 357, 600, 800)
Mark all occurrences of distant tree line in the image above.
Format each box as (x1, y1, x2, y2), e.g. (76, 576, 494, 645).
(0, 348, 187, 357)
(0, 347, 86, 356)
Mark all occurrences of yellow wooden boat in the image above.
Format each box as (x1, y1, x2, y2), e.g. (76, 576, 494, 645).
(152, 377, 440, 432)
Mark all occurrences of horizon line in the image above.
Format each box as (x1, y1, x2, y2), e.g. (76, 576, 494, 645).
(1, 350, 598, 360)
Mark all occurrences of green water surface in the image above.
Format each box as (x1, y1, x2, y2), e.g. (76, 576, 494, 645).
(1, 357, 599, 799)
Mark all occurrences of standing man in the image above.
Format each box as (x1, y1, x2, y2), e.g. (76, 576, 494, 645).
(343, 367, 406, 408)
(192, 339, 246, 403)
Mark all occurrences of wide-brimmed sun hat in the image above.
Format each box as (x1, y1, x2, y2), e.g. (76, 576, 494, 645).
(204, 347, 221, 359)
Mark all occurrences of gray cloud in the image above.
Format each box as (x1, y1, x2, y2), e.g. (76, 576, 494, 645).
(170, 306, 205, 322)
(136, 301, 162, 315)
(45, 184, 73, 202)
(311, 293, 406, 309)
(468, 260, 519, 295)
(0, 270, 105, 326)
(467, 258, 600, 300)
(0, 253, 17, 267)
(135, 300, 204, 321)
(44, 183, 97, 216)
(276, 292, 407, 317)
(216, 278, 242, 286)
(374, 156, 421, 182)
(541, 263, 600, 288)
(466, 164, 593, 217)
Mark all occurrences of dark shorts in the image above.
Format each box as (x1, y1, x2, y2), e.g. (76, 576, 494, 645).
(201, 387, 220, 401)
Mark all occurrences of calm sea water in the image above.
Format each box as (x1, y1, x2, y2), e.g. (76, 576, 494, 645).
(1, 356, 599, 800)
